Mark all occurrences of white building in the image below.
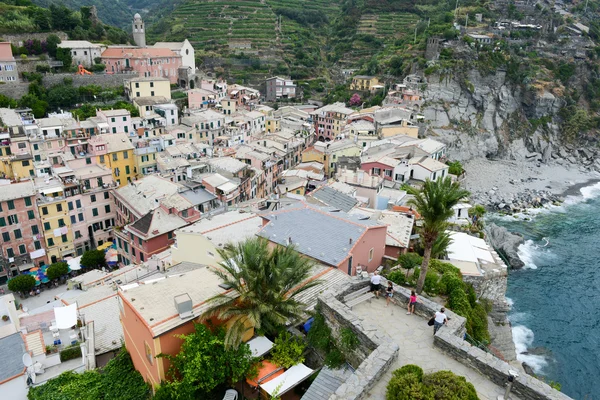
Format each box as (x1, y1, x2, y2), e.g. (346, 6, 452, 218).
(153, 39, 195, 72)
(57, 40, 104, 68)
(265, 76, 296, 102)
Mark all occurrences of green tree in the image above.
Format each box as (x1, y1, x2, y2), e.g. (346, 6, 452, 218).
(407, 178, 470, 294)
(0, 94, 17, 108)
(47, 84, 79, 108)
(46, 262, 69, 280)
(80, 249, 107, 270)
(271, 331, 306, 368)
(18, 94, 48, 118)
(46, 34, 61, 58)
(157, 324, 253, 398)
(8, 274, 36, 294)
(55, 47, 73, 68)
(200, 238, 320, 349)
(397, 252, 422, 279)
(446, 160, 464, 176)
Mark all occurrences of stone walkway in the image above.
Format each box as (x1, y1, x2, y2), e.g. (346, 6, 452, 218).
(353, 299, 520, 400)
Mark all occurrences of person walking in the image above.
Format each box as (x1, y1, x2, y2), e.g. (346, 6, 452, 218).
(370, 271, 382, 298)
(385, 281, 394, 307)
(433, 307, 448, 334)
(407, 290, 417, 315)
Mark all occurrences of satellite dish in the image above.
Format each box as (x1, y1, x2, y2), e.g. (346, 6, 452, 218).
(22, 353, 33, 368)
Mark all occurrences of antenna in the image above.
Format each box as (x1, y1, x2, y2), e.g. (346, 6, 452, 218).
(23, 353, 37, 385)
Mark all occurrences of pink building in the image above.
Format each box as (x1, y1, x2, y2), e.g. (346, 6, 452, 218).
(188, 88, 218, 110)
(360, 156, 400, 182)
(258, 202, 387, 275)
(101, 47, 182, 84)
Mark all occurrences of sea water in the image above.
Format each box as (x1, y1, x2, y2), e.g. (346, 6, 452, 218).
(490, 182, 600, 399)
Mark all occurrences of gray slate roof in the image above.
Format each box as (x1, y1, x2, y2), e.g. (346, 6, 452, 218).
(258, 204, 382, 267)
(0, 333, 26, 381)
(179, 188, 216, 205)
(301, 366, 353, 400)
(311, 186, 358, 212)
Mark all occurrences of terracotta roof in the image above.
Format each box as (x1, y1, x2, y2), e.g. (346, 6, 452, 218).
(0, 42, 15, 62)
(101, 47, 179, 59)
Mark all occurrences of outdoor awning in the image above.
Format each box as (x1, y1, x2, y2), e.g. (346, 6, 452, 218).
(260, 364, 314, 396)
(247, 336, 274, 358)
(54, 304, 77, 330)
(217, 182, 238, 194)
(29, 249, 46, 260)
(40, 187, 63, 195)
(67, 256, 82, 271)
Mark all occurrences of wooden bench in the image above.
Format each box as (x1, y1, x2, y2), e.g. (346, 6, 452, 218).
(344, 287, 375, 309)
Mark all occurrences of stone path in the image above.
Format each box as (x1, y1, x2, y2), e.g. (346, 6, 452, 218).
(353, 299, 520, 400)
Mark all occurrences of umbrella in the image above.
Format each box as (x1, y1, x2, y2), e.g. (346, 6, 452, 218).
(105, 248, 118, 265)
(97, 242, 114, 251)
(42, 278, 49, 283)
(30, 267, 39, 272)
(67, 256, 82, 271)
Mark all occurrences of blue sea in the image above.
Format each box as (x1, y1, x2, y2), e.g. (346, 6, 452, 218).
(491, 182, 600, 399)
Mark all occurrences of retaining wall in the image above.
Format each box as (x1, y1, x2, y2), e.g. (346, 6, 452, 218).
(0, 83, 29, 100)
(42, 73, 136, 89)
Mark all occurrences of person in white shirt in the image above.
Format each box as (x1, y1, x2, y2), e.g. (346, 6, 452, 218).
(434, 307, 448, 334)
(370, 271, 382, 298)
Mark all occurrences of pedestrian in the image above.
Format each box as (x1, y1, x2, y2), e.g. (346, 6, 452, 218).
(0, 287, 4, 295)
(433, 307, 448, 334)
(407, 290, 417, 315)
(35, 288, 40, 296)
(385, 281, 394, 307)
(370, 271, 382, 298)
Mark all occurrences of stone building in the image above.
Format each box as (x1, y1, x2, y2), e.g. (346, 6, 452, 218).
(132, 13, 146, 47)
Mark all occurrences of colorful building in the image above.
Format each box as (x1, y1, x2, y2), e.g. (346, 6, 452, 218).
(309, 102, 354, 142)
(350, 75, 380, 91)
(124, 77, 172, 101)
(88, 133, 136, 187)
(101, 47, 182, 84)
(36, 183, 74, 264)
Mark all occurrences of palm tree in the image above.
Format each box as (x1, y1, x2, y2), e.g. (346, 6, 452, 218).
(408, 177, 470, 294)
(200, 237, 321, 349)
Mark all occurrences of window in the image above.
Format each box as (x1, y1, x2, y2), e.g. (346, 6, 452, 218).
(48, 238, 54, 246)
(91, 194, 96, 203)
(104, 192, 110, 200)
(70, 215, 76, 224)
(75, 231, 82, 239)
(27, 210, 35, 220)
(25, 197, 32, 207)
(76, 200, 82, 208)
(8, 215, 17, 225)
(0, 217, 5, 227)
(6, 248, 14, 258)
(86, 157, 92, 165)
(78, 213, 84, 222)
(112, 127, 117, 134)
(138, 237, 142, 246)
(105, 205, 111, 213)
(145, 342, 153, 364)
(123, 151, 129, 159)
(68, 201, 74, 211)
(168, 232, 173, 240)
(369, 248, 374, 261)
(124, 126, 128, 133)
(150, 91, 155, 96)
(150, 82, 154, 88)
(135, 82, 139, 88)
(2, 232, 9, 241)
(99, 155, 105, 164)
(61, 234, 68, 243)
(58, 219, 65, 227)
(44, 222, 51, 231)
(140, 254, 144, 262)
(125, 165, 130, 174)
(14, 229, 21, 239)
(385, 170, 392, 177)
(113, 153, 118, 161)
(31, 225, 38, 235)
(34, 241, 41, 250)
(56, 203, 63, 212)
(92, 208, 98, 217)
(136, 92, 140, 97)
(7, 200, 14, 210)
(122, 117, 127, 122)
(42, 207, 48, 215)
(19, 244, 26, 254)
(373, 168, 381, 175)
(111, 117, 116, 123)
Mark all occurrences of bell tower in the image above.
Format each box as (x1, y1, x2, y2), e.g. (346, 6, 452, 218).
(132, 13, 146, 47)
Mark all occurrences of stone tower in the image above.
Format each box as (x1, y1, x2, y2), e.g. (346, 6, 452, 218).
(132, 13, 146, 47)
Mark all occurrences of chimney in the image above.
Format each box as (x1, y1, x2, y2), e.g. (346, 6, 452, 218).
(349, 238, 353, 245)
(288, 236, 292, 245)
(174, 293, 193, 319)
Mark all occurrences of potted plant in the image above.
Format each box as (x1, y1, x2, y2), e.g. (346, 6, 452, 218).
(1, 315, 8, 321)
(45, 345, 58, 355)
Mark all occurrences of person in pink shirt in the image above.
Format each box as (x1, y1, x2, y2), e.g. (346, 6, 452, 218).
(407, 290, 417, 315)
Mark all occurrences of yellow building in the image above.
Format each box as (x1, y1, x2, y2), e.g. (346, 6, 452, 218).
(10, 156, 34, 180)
(350, 75, 380, 91)
(125, 77, 172, 101)
(301, 139, 361, 177)
(134, 146, 158, 177)
(37, 187, 74, 264)
(89, 133, 136, 187)
(379, 121, 419, 138)
(265, 117, 280, 133)
(0, 143, 12, 178)
(220, 98, 236, 116)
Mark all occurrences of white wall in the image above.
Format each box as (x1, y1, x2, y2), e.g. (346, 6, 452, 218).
(181, 40, 195, 72)
(0, 374, 27, 400)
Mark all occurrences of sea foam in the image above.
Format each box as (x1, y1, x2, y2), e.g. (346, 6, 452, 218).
(512, 325, 548, 373)
(517, 240, 540, 269)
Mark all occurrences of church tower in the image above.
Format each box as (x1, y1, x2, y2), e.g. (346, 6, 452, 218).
(132, 13, 146, 47)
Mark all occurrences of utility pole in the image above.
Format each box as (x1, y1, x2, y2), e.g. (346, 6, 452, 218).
(454, 0, 459, 20)
(465, 14, 468, 30)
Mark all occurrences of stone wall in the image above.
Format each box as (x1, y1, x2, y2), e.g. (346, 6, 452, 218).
(315, 280, 399, 400)
(15, 57, 49, 75)
(0, 32, 68, 47)
(42, 73, 136, 89)
(434, 332, 572, 400)
(0, 83, 29, 100)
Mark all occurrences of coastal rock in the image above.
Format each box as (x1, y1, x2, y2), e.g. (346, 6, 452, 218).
(485, 223, 525, 269)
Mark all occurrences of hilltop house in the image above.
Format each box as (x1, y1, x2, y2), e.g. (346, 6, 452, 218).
(265, 76, 296, 102)
(350, 75, 380, 91)
(0, 42, 18, 83)
(57, 40, 105, 68)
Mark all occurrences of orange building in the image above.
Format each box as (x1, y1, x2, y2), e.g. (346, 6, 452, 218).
(117, 266, 240, 387)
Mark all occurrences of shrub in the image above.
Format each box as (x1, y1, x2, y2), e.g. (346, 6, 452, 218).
(423, 270, 440, 295)
(271, 331, 305, 368)
(324, 347, 345, 369)
(307, 313, 331, 352)
(386, 366, 479, 400)
(340, 328, 359, 352)
(387, 270, 406, 285)
(60, 344, 82, 362)
(91, 63, 105, 72)
(422, 370, 478, 400)
(393, 364, 424, 381)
